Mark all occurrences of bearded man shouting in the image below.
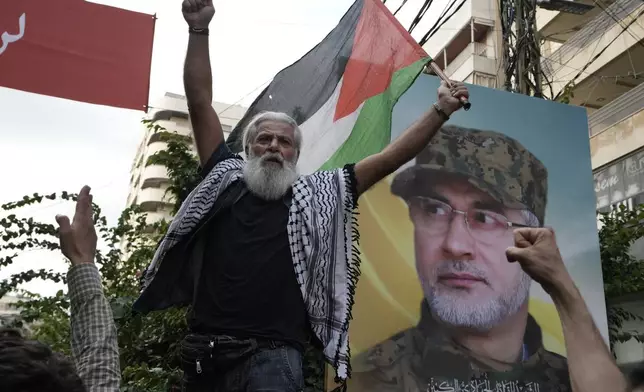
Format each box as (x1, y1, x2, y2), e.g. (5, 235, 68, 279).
(133, 1, 469, 391)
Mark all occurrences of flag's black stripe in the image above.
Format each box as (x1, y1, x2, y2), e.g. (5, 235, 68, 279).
(226, 0, 364, 153)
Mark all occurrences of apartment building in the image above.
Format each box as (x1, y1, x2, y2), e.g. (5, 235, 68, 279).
(539, 0, 644, 212)
(421, 0, 503, 88)
(0, 294, 25, 327)
(538, 0, 644, 369)
(126, 92, 247, 224)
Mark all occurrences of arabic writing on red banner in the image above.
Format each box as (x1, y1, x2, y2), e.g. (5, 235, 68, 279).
(0, 0, 155, 111)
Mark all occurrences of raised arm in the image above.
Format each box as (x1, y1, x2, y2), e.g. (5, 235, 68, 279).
(353, 81, 468, 196)
(182, 0, 224, 166)
(506, 228, 630, 392)
(57, 186, 120, 392)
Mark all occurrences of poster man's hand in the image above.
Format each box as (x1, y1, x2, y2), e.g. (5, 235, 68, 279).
(506, 228, 572, 294)
(56, 185, 97, 266)
(182, 0, 215, 29)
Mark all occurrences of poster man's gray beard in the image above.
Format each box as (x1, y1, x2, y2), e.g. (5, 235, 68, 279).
(243, 152, 299, 200)
(422, 260, 532, 331)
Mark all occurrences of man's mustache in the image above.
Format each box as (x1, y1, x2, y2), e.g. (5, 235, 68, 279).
(435, 260, 489, 285)
(260, 152, 285, 165)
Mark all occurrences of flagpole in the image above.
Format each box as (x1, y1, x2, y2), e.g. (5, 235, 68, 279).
(427, 62, 472, 111)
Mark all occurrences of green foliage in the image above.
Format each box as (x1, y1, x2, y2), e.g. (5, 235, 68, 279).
(142, 119, 201, 214)
(557, 81, 575, 105)
(0, 120, 325, 391)
(599, 203, 644, 350)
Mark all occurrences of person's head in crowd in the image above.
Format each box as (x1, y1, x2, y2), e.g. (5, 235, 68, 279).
(242, 111, 302, 200)
(391, 125, 548, 331)
(0, 328, 86, 392)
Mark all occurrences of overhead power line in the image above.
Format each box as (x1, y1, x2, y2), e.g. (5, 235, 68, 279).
(554, 6, 644, 100)
(592, 0, 644, 51)
(393, 0, 409, 16)
(408, 0, 435, 34)
(418, 0, 467, 47)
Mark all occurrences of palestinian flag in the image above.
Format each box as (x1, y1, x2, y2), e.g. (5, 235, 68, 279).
(226, 0, 431, 173)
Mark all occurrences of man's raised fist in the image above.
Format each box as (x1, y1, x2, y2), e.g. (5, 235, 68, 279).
(182, 0, 215, 30)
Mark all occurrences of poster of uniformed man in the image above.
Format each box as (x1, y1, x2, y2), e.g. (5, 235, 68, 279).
(326, 76, 607, 392)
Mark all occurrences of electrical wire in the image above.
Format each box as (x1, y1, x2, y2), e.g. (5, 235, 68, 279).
(554, 6, 644, 100)
(593, 0, 644, 51)
(422, 0, 460, 41)
(419, 0, 458, 41)
(218, 77, 273, 116)
(418, 0, 467, 47)
(393, 0, 409, 16)
(408, 0, 435, 34)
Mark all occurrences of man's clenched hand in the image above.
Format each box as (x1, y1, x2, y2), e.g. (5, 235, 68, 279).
(437, 80, 469, 116)
(182, 0, 215, 30)
(506, 227, 572, 294)
(56, 185, 97, 266)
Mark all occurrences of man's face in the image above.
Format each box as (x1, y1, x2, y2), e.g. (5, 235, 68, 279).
(248, 120, 298, 164)
(409, 176, 532, 330)
(243, 120, 299, 200)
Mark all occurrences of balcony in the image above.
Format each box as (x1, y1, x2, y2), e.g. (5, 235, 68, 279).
(442, 42, 497, 81)
(140, 164, 169, 184)
(537, 1, 610, 43)
(541, 0, 644, 101)
(136, 187, 174, 212)
(142, 210, 172, 226)
(422, 0, 496, 67)
(589, 83, 644, 169)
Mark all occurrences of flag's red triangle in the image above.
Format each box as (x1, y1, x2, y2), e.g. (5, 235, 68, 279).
(334, 0, 428, 122)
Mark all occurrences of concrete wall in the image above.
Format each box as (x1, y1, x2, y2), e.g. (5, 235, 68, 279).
(590, 109, 644, 170)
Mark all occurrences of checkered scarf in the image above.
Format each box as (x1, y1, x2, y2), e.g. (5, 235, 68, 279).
(140, 157, 361, 381)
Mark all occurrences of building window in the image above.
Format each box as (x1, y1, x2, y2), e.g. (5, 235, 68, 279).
(473, 72, 497, 88)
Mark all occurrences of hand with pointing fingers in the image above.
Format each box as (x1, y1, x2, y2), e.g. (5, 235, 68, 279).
(505, 227, 573, 295)
(56, 186, 97, 266)
(182, 0, 215, 30)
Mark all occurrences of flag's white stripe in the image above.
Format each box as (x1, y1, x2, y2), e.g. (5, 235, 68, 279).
(297, 77, 364, 175)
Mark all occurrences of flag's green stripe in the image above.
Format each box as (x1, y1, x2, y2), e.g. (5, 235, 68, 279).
(319, 57, 431, 171)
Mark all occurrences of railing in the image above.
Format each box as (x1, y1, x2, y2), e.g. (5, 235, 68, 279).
(445, 43, 497, 77)
(542, 0, 643, 76)
(588, 82, 644, 136)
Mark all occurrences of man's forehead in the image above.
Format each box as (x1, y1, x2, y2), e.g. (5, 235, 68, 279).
(424, 176, 499, 206)
(257, 120, 294, 133)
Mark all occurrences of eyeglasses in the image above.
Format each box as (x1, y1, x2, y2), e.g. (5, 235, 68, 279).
(407, 196, 533, 243)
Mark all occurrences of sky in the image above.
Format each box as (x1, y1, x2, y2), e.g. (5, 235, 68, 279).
(0, 0, 451, 296)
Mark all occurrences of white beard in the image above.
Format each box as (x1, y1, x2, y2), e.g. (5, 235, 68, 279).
(421, 260, 532, 331)
(242, 152, 299, 200)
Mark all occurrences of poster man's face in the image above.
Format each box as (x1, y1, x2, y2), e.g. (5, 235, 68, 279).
(409, 177, 532, 330)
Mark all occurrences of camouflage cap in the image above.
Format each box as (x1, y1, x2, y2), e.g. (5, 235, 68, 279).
(391, 125, 548, 223)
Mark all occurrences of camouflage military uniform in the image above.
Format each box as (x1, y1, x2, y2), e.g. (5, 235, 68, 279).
(350, 302, 571, 392)
(349, 126, 568, 391)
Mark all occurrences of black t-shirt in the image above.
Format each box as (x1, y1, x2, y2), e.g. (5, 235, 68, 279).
(187, 143, 308, 351)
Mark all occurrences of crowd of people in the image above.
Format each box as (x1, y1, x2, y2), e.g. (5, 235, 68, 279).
(0, 0, 641, 391)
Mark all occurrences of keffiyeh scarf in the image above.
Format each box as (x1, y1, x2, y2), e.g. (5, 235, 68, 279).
(140, 157, 361, 381)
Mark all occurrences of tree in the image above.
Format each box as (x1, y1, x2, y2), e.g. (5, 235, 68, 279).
(0, 120, 325, 391)
(599, 203, 644, 351)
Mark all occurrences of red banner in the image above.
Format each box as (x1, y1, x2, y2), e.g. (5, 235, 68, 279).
(0, 0, 155, 111)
